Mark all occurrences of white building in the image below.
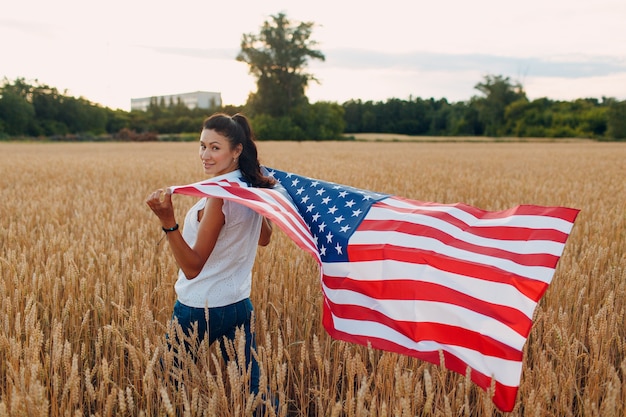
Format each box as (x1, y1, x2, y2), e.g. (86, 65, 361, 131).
(130, 91, 222, 111)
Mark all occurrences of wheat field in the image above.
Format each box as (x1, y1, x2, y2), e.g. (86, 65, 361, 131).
(0, 140, 624, 416)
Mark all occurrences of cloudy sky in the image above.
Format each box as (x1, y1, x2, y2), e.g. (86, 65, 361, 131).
(2, 0, 625, 110)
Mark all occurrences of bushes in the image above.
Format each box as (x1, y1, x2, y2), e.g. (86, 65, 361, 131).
(114, 128, 158, 142)
(251, 102, 346, 140)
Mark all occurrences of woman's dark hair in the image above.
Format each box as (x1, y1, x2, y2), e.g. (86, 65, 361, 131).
(202, 113, 275, 188)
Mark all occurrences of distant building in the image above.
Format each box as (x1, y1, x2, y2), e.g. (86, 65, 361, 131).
(130, 91, 222, 111)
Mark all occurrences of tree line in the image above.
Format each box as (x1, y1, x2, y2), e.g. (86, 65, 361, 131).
(1, 75, 624, 141)
(1, 12, 625, 141)
(344, 75, 626, 140)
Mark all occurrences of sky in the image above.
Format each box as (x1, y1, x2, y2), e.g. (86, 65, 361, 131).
(2, 0, 625, 111)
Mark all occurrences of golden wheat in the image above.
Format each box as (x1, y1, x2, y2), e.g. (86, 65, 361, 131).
(0, 140, 624, 416)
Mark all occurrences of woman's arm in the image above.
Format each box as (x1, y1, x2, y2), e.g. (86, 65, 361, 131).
(146, 190, 225, 279)
(167, 197, 224, 278)
(258, 217, 272, 246)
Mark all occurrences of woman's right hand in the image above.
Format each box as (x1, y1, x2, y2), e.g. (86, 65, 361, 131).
(145, 188, 177, 228)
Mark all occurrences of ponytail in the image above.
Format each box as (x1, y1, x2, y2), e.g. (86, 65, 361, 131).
(202, 113, 275, 188)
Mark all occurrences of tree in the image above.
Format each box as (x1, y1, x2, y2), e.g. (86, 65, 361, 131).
(0, 89, 35, 136)
(237, 12, 325, 117)
(473, 74, 526, 136)
(606, 100, 626, 140)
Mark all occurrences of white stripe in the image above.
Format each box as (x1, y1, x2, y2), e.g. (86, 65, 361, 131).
(367, 206, 566, 256)
(322, 283, 527, 350)
(350, 229, 557, 283)
(322, 260, 538, 319)
(330, 314, 523, 387)
(383, 198, 575, 234)
(236, 186, 320, 256)
(173, 183, 319, 257)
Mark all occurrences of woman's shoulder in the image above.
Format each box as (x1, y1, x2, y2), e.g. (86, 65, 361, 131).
(223, 199, 259, 221)
(192, 197, 208, 209)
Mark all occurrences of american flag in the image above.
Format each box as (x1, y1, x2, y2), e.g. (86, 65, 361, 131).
(170, 167, 579, 412)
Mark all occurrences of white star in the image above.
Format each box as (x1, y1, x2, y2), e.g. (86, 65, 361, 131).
(306, 203, 315, 212)
(316, 188, 326, 196)
(296, 187, 305, 195)
(321, 196, 331, 205)
(333, 215, 345, 224)
(319, 222, 327, 232)
(352, 208, 363, 217)
(363, 195, 372, 201)
(291, 178, 300, 187)
(311, 181, 319, 187)
(313, 235, 318, 246)
(345, 200, 355, 208)
(335, 243, 343, 254)
(286, 173, 293, 178)
(312, 212, 320, 222)
(301, 195, 310, 204)
(319, 245, 326, 256)
(338, 191, 348, 198)
(326, 231, 334, 243)
(340, 225, 351, 233)
(328, 206, 338, 214)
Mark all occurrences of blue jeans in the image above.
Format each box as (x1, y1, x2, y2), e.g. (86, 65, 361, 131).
(169, 298, 260, 394)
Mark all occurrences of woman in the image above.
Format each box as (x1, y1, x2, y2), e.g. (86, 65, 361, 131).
(145, 113, 275, 396)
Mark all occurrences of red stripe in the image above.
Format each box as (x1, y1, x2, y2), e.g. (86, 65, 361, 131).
(222, 186, 312, 239)
(174, 184, 319, 259)
(324, 296, 523, 359)
(323, 275, 532, 337)
(392, 196, 579, 223)
(204, 185, 316, 251)
(359, 219, 561, 268)
(376, 199, 572, 243)
(347, 244, 549, 302)
(322, 303, 519, 412)
(170, 185, 212, 199)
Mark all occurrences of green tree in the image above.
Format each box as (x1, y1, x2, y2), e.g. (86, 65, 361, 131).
(446, 101, 481, 136)
(473, 74, 527, 136)
(0, 89, 35, 136)
(504, 98, 552, 137)
(0, 78, 34, 136)
(606, 100, 626, 140)
(237, 12, 325, 117)
(295, 101, 345, 140)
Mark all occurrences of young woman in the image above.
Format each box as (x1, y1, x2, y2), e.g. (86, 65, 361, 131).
(145, 113, 275, 396)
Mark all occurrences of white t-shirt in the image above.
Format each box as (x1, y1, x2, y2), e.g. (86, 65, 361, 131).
(174, 170, 263, 308)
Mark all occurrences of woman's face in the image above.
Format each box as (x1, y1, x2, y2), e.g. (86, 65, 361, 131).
(199, 129, 242, 176)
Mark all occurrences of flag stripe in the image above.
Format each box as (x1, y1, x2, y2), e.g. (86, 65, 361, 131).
(322, 313, 519, 412)
(322, 260, 538, 319)
(365, 203, 569, 255)
(359, 218, 562, 266)
(324, 297, 522, 361)
(173, 182, 319, 260)
(386, 197, 578, 233)
(217, 183, 317, 253)
(348, 242, 552, 303)
(349, 231, 557, 283)
(322, 306, 524, 386)
(373, 200, 572, 244)
(322, 282, 527, 350)
(322, 274, 533, 337)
